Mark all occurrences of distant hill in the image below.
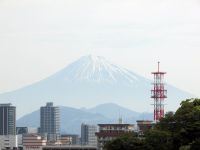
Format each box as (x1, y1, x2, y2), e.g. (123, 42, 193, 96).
(0, 55, 195, 118)
(87, 103, 140, 119)
(17, 103, 153, 134)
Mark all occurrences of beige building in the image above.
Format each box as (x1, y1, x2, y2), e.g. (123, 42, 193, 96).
(60, 135, 72, 145)
(42, 146, 97, 150)
(95, 123, 136, 150)
(23, 134, 47, 147)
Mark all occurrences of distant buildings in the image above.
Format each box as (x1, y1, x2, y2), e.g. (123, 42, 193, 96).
(136, 120, 153, 139)
(81, 123, 97, 146)
(40, 102, 60, 142)
(60, 135, 72, 145)
(61, 134, 80, 145)
(136, 120, 153, 132)
(0, 101, 154, 150)
(23, 134, 47, 147)
(16, 127, 40, 135)
(42, 145, 97, 150)
(0, 103, 17, 149)
(16, 127, 40, 146)
(95, 119, 136, 150)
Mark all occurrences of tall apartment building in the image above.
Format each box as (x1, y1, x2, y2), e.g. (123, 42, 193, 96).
(0, 103, 16, 135)
(81, 123, 97, 146)
(40, 102, 60, 142)
(0, 103, 17, 149)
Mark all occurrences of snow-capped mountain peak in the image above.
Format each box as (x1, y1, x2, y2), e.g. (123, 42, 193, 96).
(59, 55, 141, 85)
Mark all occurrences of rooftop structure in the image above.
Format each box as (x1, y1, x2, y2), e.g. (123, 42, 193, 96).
(43, 145, 97, 150)
(95, 121, 136, 150)
(136, 120, 153, 132)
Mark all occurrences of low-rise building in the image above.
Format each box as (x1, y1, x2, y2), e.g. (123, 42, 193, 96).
(23, 134, 47, 147)
(95, 123, 136, 150)
(17, 127, 40, 146)
(136, 120, 153, 132)
(60, 135, 72, 145)
(0, 135, 18, 149)
(43, 146, 97, 150)
(136, 120, 153, 139)
(63, 134, 80, 145)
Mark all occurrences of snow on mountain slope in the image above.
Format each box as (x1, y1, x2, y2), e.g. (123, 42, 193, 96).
(51, 55, 148, 86)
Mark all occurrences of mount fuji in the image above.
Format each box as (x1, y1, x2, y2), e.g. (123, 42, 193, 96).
(0, 55, 194, 118)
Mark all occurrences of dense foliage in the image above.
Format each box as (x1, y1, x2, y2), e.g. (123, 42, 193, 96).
(104, 98, 200, 150)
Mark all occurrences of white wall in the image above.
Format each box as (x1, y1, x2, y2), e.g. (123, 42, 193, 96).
(0, 135, 18, 149)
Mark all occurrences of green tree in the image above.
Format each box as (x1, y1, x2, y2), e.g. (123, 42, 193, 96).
(104, 98, 200, 150)
(144, 130, 172, 150)
(156, 98, 200, 149)
(190, 138, 200, 150)
(104, 134, 146, 150)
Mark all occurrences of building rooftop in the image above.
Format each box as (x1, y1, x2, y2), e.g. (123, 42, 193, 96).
(0, 103, 12, 106)
(136, 120, 153, 122)
(95, 132, 136, 136)
(46, 102, 54, 107)
(98, 124, 134, 126)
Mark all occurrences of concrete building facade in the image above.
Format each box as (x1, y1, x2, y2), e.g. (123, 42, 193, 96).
(23, 134, 47, 146)
(40, 102, 60, 142)
(63, 134, 80, 145)
(95, 123, 136, 150)
(81, 123, 97, 146)
(60, 135, 72, 145)
(17, 127, 40, 146)
(0, 103, 17, 150)
(0, 135, 18, 149)
(0, 103, 16, 135)
(136, 120, 153, 132)
(136, 120, 153, 139)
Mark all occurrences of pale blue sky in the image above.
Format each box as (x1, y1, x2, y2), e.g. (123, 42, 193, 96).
(0, 0, 200, 97)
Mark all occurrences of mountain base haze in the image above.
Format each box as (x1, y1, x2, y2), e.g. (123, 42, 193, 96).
(17, 103, 153, 134)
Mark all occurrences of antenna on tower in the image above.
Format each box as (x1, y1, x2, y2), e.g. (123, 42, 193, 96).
(118, 109, 123, 124)
(151, 62, 167, 122)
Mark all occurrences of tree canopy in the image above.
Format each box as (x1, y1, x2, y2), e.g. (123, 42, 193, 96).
(104, 98, 200, 150)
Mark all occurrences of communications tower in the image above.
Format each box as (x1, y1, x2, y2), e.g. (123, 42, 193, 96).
(151, 62, 167, 122)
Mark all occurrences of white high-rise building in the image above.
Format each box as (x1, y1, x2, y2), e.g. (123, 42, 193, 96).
(81, 123, 97, 146)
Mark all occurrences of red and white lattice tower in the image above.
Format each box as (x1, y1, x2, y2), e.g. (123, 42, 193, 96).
(151, 62, 167, 122)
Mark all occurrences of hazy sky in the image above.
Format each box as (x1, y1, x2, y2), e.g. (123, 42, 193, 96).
(0, 0, 200, 98)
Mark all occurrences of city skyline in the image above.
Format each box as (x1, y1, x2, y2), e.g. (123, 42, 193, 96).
(0, 0, 199, 149)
